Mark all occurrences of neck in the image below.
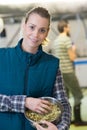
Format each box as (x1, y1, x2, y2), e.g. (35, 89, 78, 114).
(60, 32, 67, 36)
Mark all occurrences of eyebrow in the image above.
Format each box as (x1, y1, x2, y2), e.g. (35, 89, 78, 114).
(28, 23, 48, 29)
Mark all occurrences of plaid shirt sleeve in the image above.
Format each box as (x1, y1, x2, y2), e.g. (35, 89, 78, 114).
(0, 94, 26, 113)
(53, 68, 71, 130)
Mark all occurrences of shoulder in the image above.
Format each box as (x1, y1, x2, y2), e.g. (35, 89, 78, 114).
(59, 35, 72, 48)
(42, 51, 60, 69)
(42, 51, 59, 63)
(65, 36, 71, 42)
(0, 46, 15, 57)
(54, 35, 71, 43)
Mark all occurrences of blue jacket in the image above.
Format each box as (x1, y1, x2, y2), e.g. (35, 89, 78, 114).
(0, 39, 59, 130)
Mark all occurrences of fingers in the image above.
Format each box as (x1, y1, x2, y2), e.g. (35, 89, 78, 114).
(41, 99, 51, 106)
(25, 98, 52, 114)
(40, 120, 51, 126)
(34, 121, 58, 130)
(36, 106, 48, 114)
(41, 100, 52, 111)
(34, 122, 44, 130)
(36, 99, 51, 114)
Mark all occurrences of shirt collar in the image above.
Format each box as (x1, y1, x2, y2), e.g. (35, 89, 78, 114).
(15, 38, 43, 66)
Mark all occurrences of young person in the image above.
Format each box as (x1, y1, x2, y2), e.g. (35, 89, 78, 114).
(51, 19, 87, 126)
(0, 7, 71, 130)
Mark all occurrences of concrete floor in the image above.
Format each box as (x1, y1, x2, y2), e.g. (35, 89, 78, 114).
(70, 124, 87, 130)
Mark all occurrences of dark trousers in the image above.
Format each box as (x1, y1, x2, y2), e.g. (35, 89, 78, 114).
(63, 72, 83, 106)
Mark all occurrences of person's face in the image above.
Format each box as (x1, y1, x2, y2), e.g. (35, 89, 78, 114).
(66, 24, 70, 36)
(23, 13, 49, 48)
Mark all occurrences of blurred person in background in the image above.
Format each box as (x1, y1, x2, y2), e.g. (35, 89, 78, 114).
(0, 17, 7, 47)
(51, 19, 87, 126)
(0, 17, 6, 38)
(0, 7, 71, 130)
(0, 17, 4, 34)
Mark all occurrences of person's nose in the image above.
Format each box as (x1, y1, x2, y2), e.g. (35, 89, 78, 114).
(33, 29, 39, 37)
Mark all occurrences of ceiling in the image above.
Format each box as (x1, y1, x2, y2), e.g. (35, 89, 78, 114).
(0, 1, 87, 19)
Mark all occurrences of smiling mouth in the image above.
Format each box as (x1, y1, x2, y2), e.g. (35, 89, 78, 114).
(31, 38, 38, 43)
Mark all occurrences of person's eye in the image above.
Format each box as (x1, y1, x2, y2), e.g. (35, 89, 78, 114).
(39, 29, 47, 33)
(29, 25, 35, 30)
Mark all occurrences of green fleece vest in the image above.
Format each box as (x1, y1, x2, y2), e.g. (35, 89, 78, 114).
(0, 39, 59, 130)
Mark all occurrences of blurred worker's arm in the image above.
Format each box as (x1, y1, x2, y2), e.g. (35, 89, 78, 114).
(68, 44, 77, 61)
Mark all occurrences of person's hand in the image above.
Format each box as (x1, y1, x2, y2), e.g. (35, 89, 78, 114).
(25, 97, 51, 114)
(34, 120, 58, 130)
(72, 44, 76, 51)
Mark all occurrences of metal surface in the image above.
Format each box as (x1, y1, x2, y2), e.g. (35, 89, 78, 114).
(24, 97, 63, 127)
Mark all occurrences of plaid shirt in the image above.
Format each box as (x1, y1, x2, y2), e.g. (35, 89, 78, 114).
(0, 69, 71, 130)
